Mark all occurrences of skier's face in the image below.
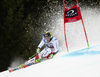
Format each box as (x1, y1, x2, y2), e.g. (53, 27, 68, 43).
(45, 37, 50, 42)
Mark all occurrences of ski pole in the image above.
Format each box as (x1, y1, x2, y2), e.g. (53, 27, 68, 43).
(29, 53, 38, 60)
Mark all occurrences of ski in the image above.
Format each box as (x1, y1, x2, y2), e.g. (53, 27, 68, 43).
(9, 67, 20, 72)
(9, 58, 48, 73)
(9, 63, 34, 73)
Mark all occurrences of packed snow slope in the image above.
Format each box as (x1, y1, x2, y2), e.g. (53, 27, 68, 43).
(0, 45, 100, 77)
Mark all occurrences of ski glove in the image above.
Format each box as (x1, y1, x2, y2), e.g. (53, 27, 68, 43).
(36, 48, 40, 53)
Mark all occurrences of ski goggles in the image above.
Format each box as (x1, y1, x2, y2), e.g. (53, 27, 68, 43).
(44, 37, 50, 40)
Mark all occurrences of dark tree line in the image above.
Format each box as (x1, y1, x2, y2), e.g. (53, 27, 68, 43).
(0, 0, 50, 72)
(0, 0, 99, 72)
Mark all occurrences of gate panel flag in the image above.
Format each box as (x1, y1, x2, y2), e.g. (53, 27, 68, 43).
(64, 4, 82, 23)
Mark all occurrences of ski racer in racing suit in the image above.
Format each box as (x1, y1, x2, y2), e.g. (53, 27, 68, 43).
(21, 31, 59, 66)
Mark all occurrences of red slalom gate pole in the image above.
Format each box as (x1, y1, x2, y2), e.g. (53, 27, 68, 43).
(76, 0, 90, 47)
(81, 19, 90, 47)
(76, 0, 79, 4)
(64, 22, 69, 52)
(63, 0, 69, 52)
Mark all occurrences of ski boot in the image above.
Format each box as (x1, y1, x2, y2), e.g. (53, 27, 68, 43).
(49, 54, 54, 59)
(35, 58, 42, 63)
(19, 64, 25, 69)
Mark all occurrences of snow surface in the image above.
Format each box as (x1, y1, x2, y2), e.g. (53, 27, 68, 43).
(0, 45, 100, 77)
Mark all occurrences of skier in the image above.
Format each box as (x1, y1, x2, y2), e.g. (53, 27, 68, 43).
(20, 31, 59, 68)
